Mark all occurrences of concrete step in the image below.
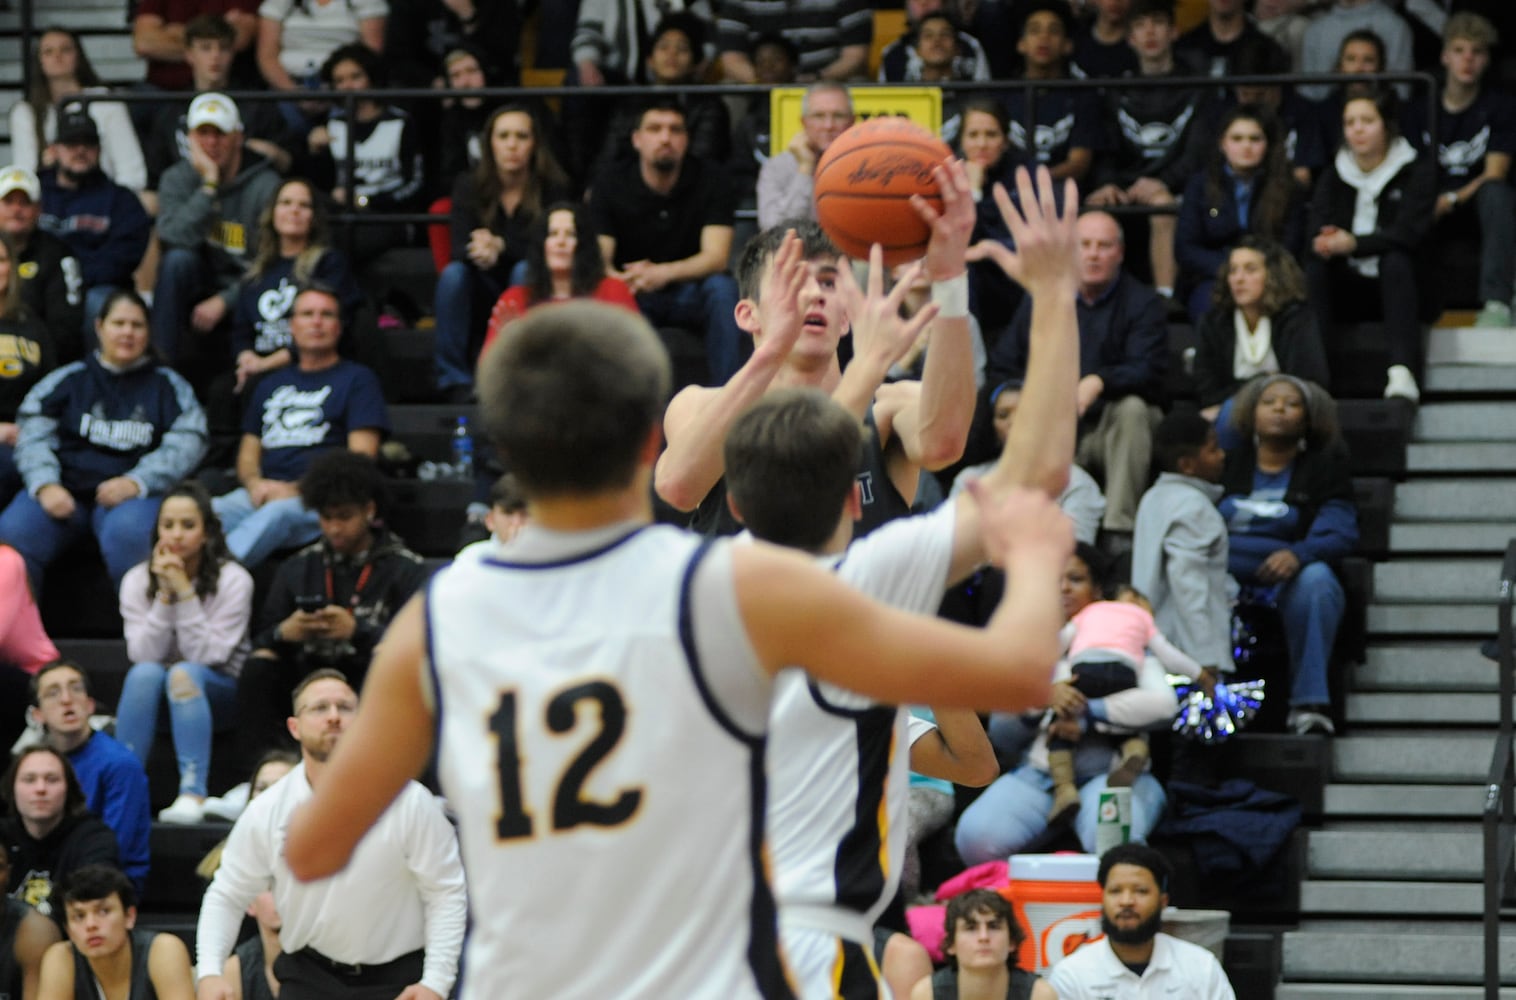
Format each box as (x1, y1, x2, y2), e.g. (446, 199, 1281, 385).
(1415, 404, 1516, 442)
(1332, 733, 1499, 782)
(1282, 921, 1516, 984)
(1322, 783, 1486, 817)
(1356, 644, 1497, 691)
(1345, 691, 1506, 726)
(1396, 479, 1516, 520)
(1306, 828, 1483, 880)
(1426, 328, 1516, 367)
(1390, 521, 1514, 555)
(1367, 603, 1493, 635)
(1409, 441, 1516, 472)
(1425, 362, 1516, 394)
(1299, 879, 1482, 915)
(1374, 559, 1500, 604)
(0, 10, 127, 30)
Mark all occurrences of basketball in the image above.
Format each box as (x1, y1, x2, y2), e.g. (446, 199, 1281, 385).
(812, 117, 953, 267)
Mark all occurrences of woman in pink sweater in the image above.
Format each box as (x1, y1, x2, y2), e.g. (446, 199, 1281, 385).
(0, 542, 60, 752)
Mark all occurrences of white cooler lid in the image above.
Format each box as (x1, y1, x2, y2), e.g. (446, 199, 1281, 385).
(1008, 853, 1100, 882)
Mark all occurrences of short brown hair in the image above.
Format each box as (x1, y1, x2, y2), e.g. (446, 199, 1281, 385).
(291, 668, 353, 713)
(1445, 12, 1497, 49)
(943, 889, 1025, 968)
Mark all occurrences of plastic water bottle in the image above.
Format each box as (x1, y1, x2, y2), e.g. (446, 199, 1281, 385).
(451, 415, 474, 482)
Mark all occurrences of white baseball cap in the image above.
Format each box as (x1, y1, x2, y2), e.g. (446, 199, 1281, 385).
(0, 166, 40, 202)
(187, 92, 242, 133)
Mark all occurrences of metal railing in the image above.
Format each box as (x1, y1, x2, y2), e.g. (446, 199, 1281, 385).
(1487, 540, 1516, 998)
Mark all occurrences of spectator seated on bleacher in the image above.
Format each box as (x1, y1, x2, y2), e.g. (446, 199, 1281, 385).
(728, 34, 799, 207)
(213, 283, 388, 569)
(435, 104, 570, 403)
(1191, 236, 1327, 437)
(0, 232, 54, 511)
(132, 0, 260, 99)
(1219, 373, 1358, 736)
(1, 747, 121, 928)
(1072, 0, 1138, 79)
(0, 290, 207, 592)
(1305, 87, 1435, 403)
(237, 451, 425, 769)
(455, 473, 527, 555)
(957, 98, 1029, 345)
(716, 0, 870, 83)
(1298, 0, 1414, 101)
(0, 543, 59, 755)
(1214, 40, 1321, 190)
(757, 82, 854, 230)
(38, 110, 152, 346)
(143, 14, 293, 203)
(0, 838, 61, 998)
(8, 29, 146, 194)
(434, 44, 499, 191)
(954, 543, 1177, 865)
(27, 662, 151, 895)
(383, 0, 522, 89)
(877, 8, 988, 144)
(481, 202, 638, 347)
(1001, 1, 1103, 189)
(307, 44, 426, 269)
(1176, 104, 1307, 322)
(153, 93, 282, 392)
(0, 167, 85, 366)
(117, 481, 253, 826)
(1176, 0, 1288, 81)
(1403, 12, 1516, 327)
(589, 99, 744, 385)
(255, 0, 387, 140)
(1294, 28, 1389, 187)
(1132, 411, 1235, 680)
(911, 889, 1049, 1000)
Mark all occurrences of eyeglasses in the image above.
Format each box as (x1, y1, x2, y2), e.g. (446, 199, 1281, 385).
(804, 112, 853, 124)
(38, 682, 88, 702)
(297, 699, 357, 717)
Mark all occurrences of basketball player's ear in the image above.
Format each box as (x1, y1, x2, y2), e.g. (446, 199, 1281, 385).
(725, 492, 747, 525)
(734, 296, 761, 337)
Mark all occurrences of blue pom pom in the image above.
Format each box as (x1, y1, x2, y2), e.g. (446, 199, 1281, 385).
(1170, 679, 1266, 743)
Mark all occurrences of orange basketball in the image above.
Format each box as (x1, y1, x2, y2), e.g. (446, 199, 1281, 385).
(812, 117, 953, 267)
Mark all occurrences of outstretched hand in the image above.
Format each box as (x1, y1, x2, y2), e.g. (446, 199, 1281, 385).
(837, 244, 939, 371)
(751, 228, 812, 364)
(912, 157, 977, 281)
(975, 166, 1080, 300)
(966, 477, 1073, 571)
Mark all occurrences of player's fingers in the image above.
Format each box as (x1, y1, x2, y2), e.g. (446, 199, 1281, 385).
(908, 190, 942, 227)
(1015, 165, 1042, 224)
(866, 244, 885, 300)
(991, 181, 1028, 245)
(883, 260, 924, 317)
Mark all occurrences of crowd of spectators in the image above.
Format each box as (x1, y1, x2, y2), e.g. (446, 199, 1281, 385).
(0, 0, 1511, 994)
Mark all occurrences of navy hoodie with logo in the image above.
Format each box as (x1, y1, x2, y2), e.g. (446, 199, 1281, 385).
(38, 165, 153, 289)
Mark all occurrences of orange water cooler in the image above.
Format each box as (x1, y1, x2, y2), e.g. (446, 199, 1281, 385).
(1000, 854, 1104, 973)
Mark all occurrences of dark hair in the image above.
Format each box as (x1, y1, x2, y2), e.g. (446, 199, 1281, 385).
(5, 746, 88, 823)
(1203, 104, 1294, 243)
(291, 668, 353, 713)
(1128, 0, 1175, 24)
(1153, 410, 1214, 474)
(31, 659, 91, 706)
(319, 42, 386, 88)
(184, 14, 237, 47)
(477, 302, 671, 497)
(752, 32, 799, 65)
(1336, 28, 1386, 72)
(634, 97, 689, 134)
(649, 12, 708, 61)
(145, 481, 233, 602)
(1018, 0, 1076, 40)
(1072, 540, 1109, 598)
(298, 450, 387, 514)
(1098, 843, 1172, 892)
(62, 863, 136, 910)
(1228, 373, 1341, 450)
(470, 104, 569, 234)
(525, 201, 607, 305)
(27, 29, 103, 157)
(489, 472, 527, 513)
(96, 288, 149, 327)
(1210, 234, 1306, 315)
(736, 219, 839, 301)
(1341, 87, 1401, 143)
(724, 388, 865, 551)
(943, 889, 1025, 968)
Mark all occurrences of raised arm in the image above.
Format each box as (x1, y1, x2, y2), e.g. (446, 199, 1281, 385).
(908, 709, 998, 786)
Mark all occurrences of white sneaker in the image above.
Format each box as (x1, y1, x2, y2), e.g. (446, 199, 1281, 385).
(202, 782, 250, 822)
(158, 795, 206, 824)
(1287, 707, 1336, 736)
(1384, 365, 1420, 403)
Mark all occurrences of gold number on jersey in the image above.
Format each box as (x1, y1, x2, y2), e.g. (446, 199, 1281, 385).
(490, 681, 643, 841)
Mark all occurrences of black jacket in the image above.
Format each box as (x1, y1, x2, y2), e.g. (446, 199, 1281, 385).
(1307, 145, 1437, 261)
(1192, 301, 1329, 408)
(1, 811, 121, 925)
(16, 229, 83, 365)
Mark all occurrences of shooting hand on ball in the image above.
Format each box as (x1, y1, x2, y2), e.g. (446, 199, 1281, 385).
(913, 157, 976, 281)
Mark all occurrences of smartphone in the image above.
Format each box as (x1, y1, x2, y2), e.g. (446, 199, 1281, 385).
(295, 595, 326, 614)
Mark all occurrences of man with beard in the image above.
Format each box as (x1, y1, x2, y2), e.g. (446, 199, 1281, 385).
(39, 109, 153, 342)
(194, 670, 466, 1000)
(1048, 844, 1235, 999)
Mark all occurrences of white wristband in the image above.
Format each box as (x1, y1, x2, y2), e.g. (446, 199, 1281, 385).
(931, 274, 970, 319)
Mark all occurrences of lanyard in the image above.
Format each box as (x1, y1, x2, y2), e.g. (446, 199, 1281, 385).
(325, 560, 373, 611)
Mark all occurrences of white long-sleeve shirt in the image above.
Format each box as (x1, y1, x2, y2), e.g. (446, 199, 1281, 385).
(195, 762, 467, 997)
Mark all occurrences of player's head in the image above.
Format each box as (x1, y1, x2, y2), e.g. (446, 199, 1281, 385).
(62, 864, 137, 959)
(1153, 410, 1224, 482)
(477, 301, 670, 500)
(734, 221, 846, 363)
(1098, 843, 1170, 945)
(288, 669, 358, 764)
(723, 387, 865, 552)
(942, 889, 1024, 971)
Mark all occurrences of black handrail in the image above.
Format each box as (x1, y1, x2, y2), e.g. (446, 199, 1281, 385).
(1486, 539, 1516, 998)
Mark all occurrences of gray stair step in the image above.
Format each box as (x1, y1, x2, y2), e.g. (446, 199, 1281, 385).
(1396, 479, 1516, 520)
(1425, 362, 1516, 394)
(1322, 783, 1486, 817)
(1367, 603, 1494, 634)
(0, 10, 127, 29)
(1345, 691, 1504, 725)
(1426, 328, 1516, 367)
(1282, 921, 1516, 984)
(1299, 879, 1482, 915)
(1409, 441, 1516, 472)
(1357, 645, 1497, 691)
(1374, 559, 1500, 603)
(1390, 521, 1515, 554)
(1415, 404, 1516, 442)
(1333, 733, 1498, 782)
(1306, 829, 1483, 880)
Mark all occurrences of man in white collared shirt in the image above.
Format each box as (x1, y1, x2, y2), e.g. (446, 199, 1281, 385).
(1048, 844, 1236, 1000)
(192, 669, 467, 1000)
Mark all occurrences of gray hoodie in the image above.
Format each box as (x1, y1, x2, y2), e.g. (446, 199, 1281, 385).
(1131, 471, 1236, 672)
(156, 149, 281, 308)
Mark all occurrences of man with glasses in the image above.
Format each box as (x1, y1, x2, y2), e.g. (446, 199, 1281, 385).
(757, 82, 855, 229)
(28, 661, 151, 895)
(195, 669, 466, 1000)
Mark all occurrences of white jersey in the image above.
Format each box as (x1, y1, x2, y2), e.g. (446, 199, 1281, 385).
(426, 521, 793, 1000)
(765, 503, 956, 935)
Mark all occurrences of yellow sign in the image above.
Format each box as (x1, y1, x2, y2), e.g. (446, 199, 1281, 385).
(770, 86, 944, 156)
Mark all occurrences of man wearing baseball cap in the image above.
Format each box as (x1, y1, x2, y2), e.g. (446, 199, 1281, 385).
(0, 165, 84, 363)
(40, 109, 152, 349)
(154, 91, 280, 390)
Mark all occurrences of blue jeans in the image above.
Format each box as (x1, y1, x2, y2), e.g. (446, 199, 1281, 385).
(153, 247, 211, 364)
(433, 261, 503, 391)
(1277, 561, 1343, 706)
(637, 275, 743, 384)
(213, 488, 320, 569)
(954, 762, 1167, 866)
(116, 660, 238, 797)
(0, 490, 160, 589)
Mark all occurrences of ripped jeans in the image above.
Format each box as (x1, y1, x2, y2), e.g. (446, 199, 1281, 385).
(116, 661, 238, 797)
